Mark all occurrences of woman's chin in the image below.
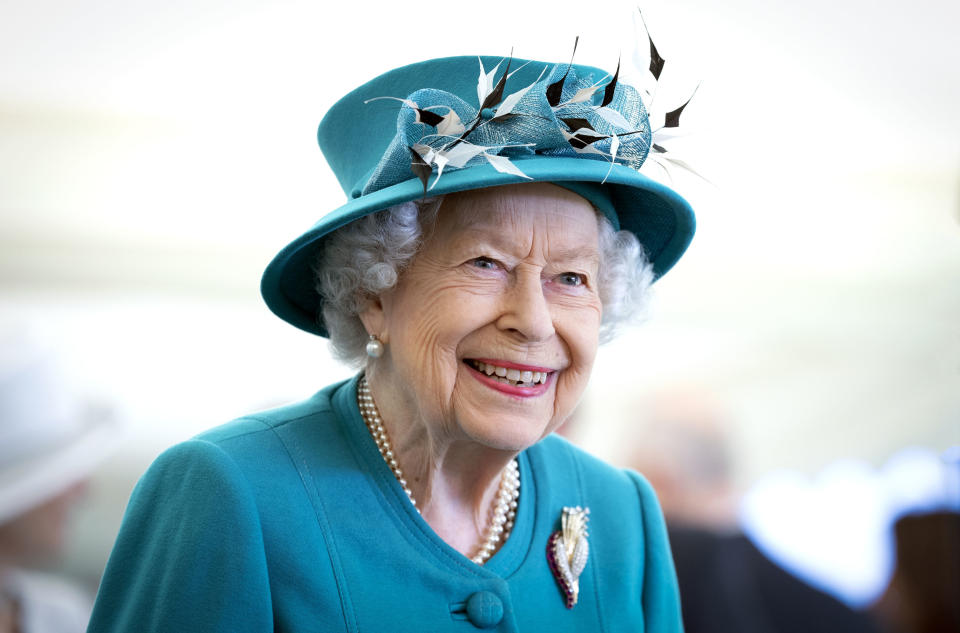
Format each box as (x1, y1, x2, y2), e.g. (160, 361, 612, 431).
(454, 413, 553, 453)
(449, 362, 571, 451)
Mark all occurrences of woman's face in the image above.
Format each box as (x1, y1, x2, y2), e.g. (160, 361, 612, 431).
(366, 182, 603, 451)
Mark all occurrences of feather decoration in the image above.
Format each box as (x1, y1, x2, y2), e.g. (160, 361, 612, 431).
(484, 152, 532, 179)
(560, 78, 607, 106)
(652, 152, 712, 184)
(639, 10, 666, 81)
(561, 117, 598, 133)
(560, 129, 607, 153)
(366, 96, 466, 133)
(415, 108, 445, 127)
(436, 140, 492, 169)
(546, 36, 580, 107)
(430, 153, 450, 184)
(602, 133, 620, 184)
(408, 146, 432, 195)
(627, 8, 708, 185)
(447, 52, 516, 151)
(663, 83, 700, 128)
(601, 57, 621, 108)
(414, 138, 535, 188)
(365, 96, 440, 127)
(365, 96, 418, 109)
(594, 105, 632, 130)
(479, 52, 513, 112)
(559, 117, 608, 151)
(433, 107, 466, 136)
(411, 143, 435, 162)
(505, 59, 533, 80)
(495, 66, 548, 119)
(476, 58, 502, 109)
(364, 26, 703, 194)
(651, 127, 694, 142)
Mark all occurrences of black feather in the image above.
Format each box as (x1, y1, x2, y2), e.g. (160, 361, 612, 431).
(408, 147, 432, 196)
(546, 36, 579, 107)
(565, 127, 607, 150)
(601, 57, 620, 108)
(479, 52, 513, 112)
(417, 109, 444, 127)
(664, 84, 700, 128)
(561, 117, 595, 133)
(649, 34, 665, 81)
(639, 10, 665, 81)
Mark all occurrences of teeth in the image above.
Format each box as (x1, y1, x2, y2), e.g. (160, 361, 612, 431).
(470, 360, 551, 386)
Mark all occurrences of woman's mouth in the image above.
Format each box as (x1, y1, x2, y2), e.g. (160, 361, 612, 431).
(465, 359, 555, 396)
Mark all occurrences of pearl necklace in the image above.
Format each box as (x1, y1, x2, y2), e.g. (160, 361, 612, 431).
(357, 375, 520, 565)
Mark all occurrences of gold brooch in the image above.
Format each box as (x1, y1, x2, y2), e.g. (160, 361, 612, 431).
(546, 506, 590, 608)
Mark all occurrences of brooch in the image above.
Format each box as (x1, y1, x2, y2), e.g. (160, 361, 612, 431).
(546, 506, 590, 608)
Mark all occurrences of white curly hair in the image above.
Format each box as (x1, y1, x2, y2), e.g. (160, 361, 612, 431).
(315, 195, 654, 366)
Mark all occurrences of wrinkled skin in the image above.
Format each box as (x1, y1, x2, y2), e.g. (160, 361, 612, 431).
(360, 182, 603, 556)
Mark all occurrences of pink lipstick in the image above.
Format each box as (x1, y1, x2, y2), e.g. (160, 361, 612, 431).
(464, 359, 556, 398)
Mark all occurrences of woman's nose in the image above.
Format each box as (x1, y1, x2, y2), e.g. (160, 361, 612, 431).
(496, 270, 555, 341)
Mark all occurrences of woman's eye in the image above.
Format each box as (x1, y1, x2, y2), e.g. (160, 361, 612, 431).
(558, 272, 586, 287)
(470, 257, 497, 270)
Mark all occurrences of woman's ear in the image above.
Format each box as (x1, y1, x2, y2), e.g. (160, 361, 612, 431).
(358, 295, 388, 344)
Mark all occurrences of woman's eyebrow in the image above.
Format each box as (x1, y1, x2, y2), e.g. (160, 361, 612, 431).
(453, 229, 522, 253)
(455, 230, 599, 262)
(547, 244, 601, 266)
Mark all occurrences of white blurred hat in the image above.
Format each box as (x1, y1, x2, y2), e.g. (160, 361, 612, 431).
(0, 337, 120, 524)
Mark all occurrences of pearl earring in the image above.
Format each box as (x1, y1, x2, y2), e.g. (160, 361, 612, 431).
(365, 334, 384, 358)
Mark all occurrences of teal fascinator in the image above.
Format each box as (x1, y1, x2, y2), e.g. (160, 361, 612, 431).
(262, 50, 696, 337)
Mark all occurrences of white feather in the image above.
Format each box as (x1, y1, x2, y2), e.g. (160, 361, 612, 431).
(439, 141, 489, 168)
(484, 153, 531, 179)
(594, 106, 633, 130)
(435, 108, 465, 136)
(496, 67, 547, 118)
(602, 134, 620, 184)
(476, 59, 502, 107)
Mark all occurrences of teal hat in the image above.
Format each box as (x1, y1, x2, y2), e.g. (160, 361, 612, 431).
(262, 55, 695, 337)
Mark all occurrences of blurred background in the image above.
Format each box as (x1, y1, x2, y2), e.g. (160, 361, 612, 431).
(1, 0, 957, 627)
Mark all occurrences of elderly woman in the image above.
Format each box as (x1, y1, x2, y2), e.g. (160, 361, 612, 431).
(88, 53, 695, 632)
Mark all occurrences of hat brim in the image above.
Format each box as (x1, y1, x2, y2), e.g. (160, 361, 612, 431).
(261, 155, 695, 337)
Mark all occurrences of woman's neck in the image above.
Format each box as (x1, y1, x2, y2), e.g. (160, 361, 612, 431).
(362, 369, 517, 558)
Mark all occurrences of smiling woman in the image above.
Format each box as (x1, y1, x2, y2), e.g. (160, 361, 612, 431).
(317, 188, 653, 367)
(359, 186, 605, 532)
(88, 54, 695, 632)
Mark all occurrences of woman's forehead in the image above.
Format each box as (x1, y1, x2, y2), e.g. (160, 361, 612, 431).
(429, 185, 601, 262)
(437, 183, 599, 233)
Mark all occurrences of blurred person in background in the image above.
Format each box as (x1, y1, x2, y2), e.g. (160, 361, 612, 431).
(872, 509, 960, 632)
(628, 387, 881, 633)
(0, 337, 117, 633)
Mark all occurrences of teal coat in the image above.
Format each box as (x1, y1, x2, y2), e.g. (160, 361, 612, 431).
(88, 376, 683, 632)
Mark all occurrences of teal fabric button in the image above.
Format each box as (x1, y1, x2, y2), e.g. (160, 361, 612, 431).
(466, 591, 503, 629)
